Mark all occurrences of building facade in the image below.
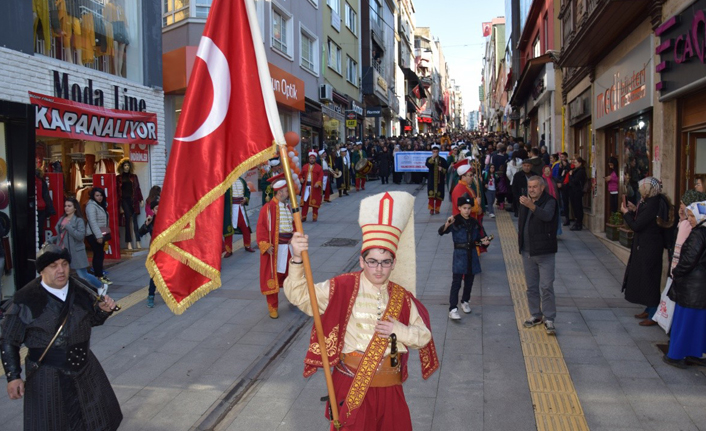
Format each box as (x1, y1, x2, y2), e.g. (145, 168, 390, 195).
(1, 1, 165, 296)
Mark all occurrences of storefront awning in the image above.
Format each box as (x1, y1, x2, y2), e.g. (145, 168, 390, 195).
(509, 52, 558, 108)
(30, 92, 158, 145)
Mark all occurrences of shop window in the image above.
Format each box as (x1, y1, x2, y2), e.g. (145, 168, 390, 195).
(328, 39, 342, 74)
(346, 56, 357, 86)
(32, 0, 144, 81)
(345, 2, 357, 36)
(300, 25, 318, 75)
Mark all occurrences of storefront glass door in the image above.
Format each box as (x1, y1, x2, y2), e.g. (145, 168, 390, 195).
(0, 122, 16, 299)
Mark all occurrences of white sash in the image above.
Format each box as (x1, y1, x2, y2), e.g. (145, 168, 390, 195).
(277, 244, 291, 273)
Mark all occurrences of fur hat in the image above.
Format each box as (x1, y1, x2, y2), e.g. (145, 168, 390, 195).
(359, 192, 416, 295)
(35, 243, 71, 273)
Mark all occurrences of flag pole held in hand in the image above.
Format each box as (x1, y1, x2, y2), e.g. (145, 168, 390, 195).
(278, 144, 341, 430)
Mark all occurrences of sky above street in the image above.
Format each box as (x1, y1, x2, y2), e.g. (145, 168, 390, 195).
(413, 0, 506, 116)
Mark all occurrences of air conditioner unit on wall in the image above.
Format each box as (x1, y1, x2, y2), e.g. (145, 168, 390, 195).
(319, 84, 333, 102)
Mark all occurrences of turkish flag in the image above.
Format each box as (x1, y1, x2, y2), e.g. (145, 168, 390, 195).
(482, 22, 491, 37)
(147, 0, 283, 314)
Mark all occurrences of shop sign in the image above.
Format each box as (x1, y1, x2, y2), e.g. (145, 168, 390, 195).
(345, 110, 356, 120)
(268, 63, 305, 111)
(366, 106, 382, 117)
(346, 119, 357, 129)
(349, 99, 364, 116)
(377, 76, 388, 92)
(655, 0, 706, 100)
(569, 89, 591, 125)
(129, 144, 149, 163)
(30, 92, 158, 145)
(322, 102, 345, 121)
(594, 36, 654, 129)
(53, 70, 148, 112)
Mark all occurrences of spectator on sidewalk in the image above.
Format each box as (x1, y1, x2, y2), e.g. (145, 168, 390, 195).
(621, 177, 672, 326)
(568, 157, 588, 231)
(664, 200, 706, 368)
(672, 191, 706, 272)
(55, 197, 107, 294)
(483, 164, 500, 218)
(605, 157, 620, 214)
(140, 200, 159, 308)
(528, 148, 544, 176)
(695, 174, 705, 193)
(558, 155, 572, 226)
(85, 187, 111, 285)
(519, 176, 559, 335)
(512, 160, 533, 218)
(439, 193, 490, 320)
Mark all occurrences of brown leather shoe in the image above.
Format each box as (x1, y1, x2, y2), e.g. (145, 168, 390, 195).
(222, 252, 233, 258)
(639, 319, 657, 326)
(244, 246, 256, 253)
(634, 312, 649, 319)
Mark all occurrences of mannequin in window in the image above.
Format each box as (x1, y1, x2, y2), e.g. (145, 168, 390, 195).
(104, 0, 129, 76)
(116, 160, 143, 250)
(56, 0, 82, 63)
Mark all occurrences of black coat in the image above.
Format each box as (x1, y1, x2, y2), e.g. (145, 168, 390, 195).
(622, 196, 665, 307)
(0, 278, 122, 430)
(378, 151, 392, 177)
(568, 166, 587, 196)
(518, 190, 558, 256)
(669, 226, 706, 309)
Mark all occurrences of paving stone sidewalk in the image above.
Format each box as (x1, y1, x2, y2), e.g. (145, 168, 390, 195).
(1, 181, 705, 431)
(220, 192, 706, 431)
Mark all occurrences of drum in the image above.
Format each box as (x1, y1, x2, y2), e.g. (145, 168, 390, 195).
(356, 159, 373, 175)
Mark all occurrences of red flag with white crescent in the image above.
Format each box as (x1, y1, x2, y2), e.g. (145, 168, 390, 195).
(482, 22, 491, 37)
(147, 0, 284, 314)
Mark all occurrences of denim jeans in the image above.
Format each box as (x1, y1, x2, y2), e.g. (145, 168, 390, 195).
(449, 272, 475, 311)
(76, 267, 103, 289)
(485, 190, 496, 214)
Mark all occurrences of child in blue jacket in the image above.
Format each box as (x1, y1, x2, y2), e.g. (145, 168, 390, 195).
(439, 193, 491, 320)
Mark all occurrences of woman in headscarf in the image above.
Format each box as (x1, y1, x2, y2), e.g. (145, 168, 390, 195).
(664, 201, 706, 368)
(672, 190, 706, 272)
(621, 177, 672, 326)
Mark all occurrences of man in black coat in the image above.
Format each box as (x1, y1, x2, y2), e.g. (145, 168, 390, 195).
(518, 176, 559, 335)
(512, 160, 533, 218)
(1, 244, 122, 430)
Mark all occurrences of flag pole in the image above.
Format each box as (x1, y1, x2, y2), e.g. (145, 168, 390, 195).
(278, 145, 342, 430)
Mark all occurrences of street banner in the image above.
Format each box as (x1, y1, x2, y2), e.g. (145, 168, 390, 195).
(482, 22, 492, 37)
(30, 92, 158, 145)
(147, 0, 282, 314)
(394, 151, 449, 172)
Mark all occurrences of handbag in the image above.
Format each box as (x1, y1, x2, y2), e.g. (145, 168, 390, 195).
(652, 277, 675, 333)
(99, 226, 112, 242)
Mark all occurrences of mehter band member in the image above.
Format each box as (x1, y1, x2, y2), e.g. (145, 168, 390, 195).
(300, 151, 324, 222)
(426, 144, 448, 214)
(285, 191, 439, 430)
(1, 244, 123, 430)
(256, 173, 295, 319)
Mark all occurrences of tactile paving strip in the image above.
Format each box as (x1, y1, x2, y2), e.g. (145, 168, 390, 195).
(496, 210, 590, 431)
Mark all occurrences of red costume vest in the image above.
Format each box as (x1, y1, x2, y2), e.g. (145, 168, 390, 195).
(303, 272, 439, 424)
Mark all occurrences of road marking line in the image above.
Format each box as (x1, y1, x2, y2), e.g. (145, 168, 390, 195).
(496, 210, 590, 431)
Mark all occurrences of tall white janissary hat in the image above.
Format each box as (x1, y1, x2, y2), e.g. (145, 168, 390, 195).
(358, 191, 416, 295)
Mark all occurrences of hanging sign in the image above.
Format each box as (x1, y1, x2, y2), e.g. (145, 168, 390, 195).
(30, 92, 158, 145)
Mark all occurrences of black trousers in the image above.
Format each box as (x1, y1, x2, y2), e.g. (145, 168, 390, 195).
(560, 187, 571, 222)
(449, 272, 475, 311)
(570, 191, 584, 225)
(86, 234, 105, 277)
